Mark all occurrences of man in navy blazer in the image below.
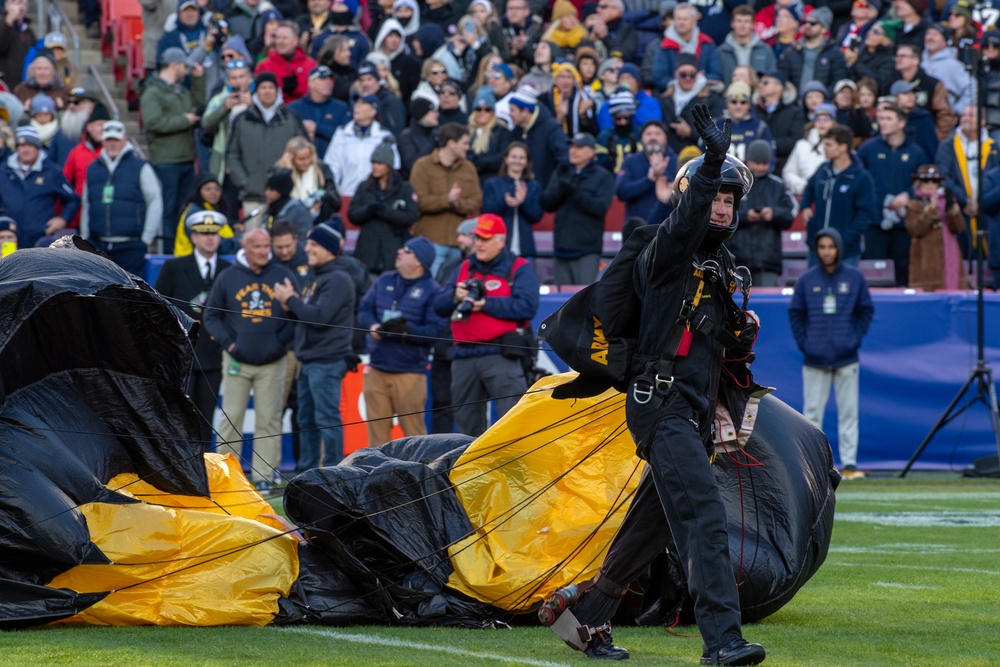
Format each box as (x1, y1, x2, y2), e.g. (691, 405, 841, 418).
(154, 210, 233, 448)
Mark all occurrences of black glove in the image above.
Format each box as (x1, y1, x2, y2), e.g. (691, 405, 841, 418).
(345, 354, 361, 372)
(730, 313, 759, 360)
(379, 317, 409, 340)
(691, 104, 731, 162)
(281, 74, 298, 96)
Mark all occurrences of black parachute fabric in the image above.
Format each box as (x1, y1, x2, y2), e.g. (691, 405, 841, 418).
(0, 246, 210, 627)
(280, 434, 506, 627)
(281, 389, 839, 627)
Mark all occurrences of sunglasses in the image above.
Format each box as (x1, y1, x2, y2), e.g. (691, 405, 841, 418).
(474, 106, 493, 112)
(225, 59, 248, 69)
(804, 20, 821, 26)
(430, 69, 446, 75)
(612, 114, 631, 122)
(441, 89, 459, 95)
(67, 99, 82, 106)
(487, 71, 503, 79)
(676, 71, 696, 79)
(728, 98, 750, 105)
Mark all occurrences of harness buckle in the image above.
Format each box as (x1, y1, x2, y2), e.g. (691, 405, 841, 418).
(632, 373, 674, 404)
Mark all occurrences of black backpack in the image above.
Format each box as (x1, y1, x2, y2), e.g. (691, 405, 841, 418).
(537, 224, 658, 399)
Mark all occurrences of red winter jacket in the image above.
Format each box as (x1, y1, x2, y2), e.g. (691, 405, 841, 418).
(255, 48, 317, 103)
(62, 136, 101, 226)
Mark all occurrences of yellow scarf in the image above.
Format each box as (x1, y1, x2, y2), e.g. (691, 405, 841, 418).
(547, 25, 586, 49)
(954, 132, 994, 244)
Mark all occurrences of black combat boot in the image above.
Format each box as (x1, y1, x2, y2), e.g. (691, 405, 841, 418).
(584, 626, 629, 660)
(700, 638, 766, 665)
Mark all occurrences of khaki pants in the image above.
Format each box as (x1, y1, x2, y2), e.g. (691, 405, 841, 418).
(802, 362, 860, 468)
(362, 366, 428, 446)
(216, 351, 286, 483)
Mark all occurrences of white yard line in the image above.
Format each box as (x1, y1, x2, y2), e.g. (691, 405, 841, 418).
(873, 581, 938, 590)
(828, 561, 1000, 576)
(282, 627, 574, 667)
(835, 511, 1000, 527)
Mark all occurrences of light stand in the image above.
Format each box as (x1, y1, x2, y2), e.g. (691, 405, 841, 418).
(900, 40, 1000, 476)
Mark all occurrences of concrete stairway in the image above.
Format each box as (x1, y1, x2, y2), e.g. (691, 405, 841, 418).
(57, 0, 142, 142)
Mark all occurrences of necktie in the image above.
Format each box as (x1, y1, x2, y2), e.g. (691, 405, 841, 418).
(204, 261, 213, 283)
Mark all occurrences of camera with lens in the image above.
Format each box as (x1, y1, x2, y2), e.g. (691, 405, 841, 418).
(209, 13, 229, 40)
(452, 278, 485, 321)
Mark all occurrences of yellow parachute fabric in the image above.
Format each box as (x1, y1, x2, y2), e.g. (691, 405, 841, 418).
(49, 453, 300, 626)
(447, 373, 643, 612)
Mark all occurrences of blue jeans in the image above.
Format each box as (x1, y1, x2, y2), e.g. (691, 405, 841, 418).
(153, 161, 194, 254)
(430, 242, 461, 280)
(296, 359, 348, 470)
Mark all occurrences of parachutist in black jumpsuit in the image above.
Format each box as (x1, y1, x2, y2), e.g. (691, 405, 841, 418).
(565, 106, 766, 666)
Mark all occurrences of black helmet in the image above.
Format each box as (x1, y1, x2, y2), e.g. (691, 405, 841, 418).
(672, 154, 753, 241)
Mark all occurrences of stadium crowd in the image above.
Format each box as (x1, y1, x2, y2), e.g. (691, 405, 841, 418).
(0, 0, 998, 470)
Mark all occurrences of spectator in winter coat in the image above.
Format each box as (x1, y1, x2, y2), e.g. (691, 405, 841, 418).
(79, 122, 161, 273)
(139, 47, 206, 253)
(0, 126, 79, 248)
(788, 227, 874, 479)
(358, 236, 447, 446)
(226, 71, 307, 214)
(712, 81, 774, 164)
(288, 64, 351, 159)
(500, 0, 544, 72)
(658, 53, 725, 156)
(13, 53, 69, 109)
(889, 79, 940, 166)
(397, 97, 439, 178)
(157, 0, 207, 65)
(589, 0, 638, 62)
(754, 70, 804, 176)
(541, 132, 615, 285)
(349, 137, 420, 275)
(596, 88, 643, 173)
(315, 34, 359, 102)
(779, 7, 849, 96)
(906, 163, 967, 291)
(936, 105, 1000, 248)
(467, 88, 513, 181)
(893, 42, 958, 142)
(596, 63, 662, 133)
(614, 120, 679, 224)
(844, 16, 898, 95)
(62, 101, 111, 228)
(783, 103, 836, 196)
(324, 93, 399, 195)
(274, 223, 357, 470)
(255, 21, 318, 103)
(651, 3, 723, 94)
(205, 228, 295, 491)
(920, 23, 973, 116)
(356, 61, 407, 137)
(892, 0, 929, 51)
(173, 173, 239, 257)
(726, 140, 797, 286)
(411, 122, 483, 276)
(508, 87, 570, 188)
(718, 5, 777, 85)
(542, 61, 599, 138)
(26, 94, 73, 168)
(309, 1, 372, 67)
(800, 123, 878, 265)
(481, 141, 543, 261)
(857, 103, 927, 286)
(372, 17, 421, 104)
(432, 214, 540, 437)
(833, 0, 880, 51)
(0, 0, 36, 90)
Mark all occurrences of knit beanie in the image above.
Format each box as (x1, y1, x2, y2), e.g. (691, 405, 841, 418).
(308, 223, 343, 256)
(266, 169, 295, 198)
(370, 136, 396, 165)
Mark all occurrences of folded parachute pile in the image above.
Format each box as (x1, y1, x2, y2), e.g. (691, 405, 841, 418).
(0, 244, 299, 628)
(282, 374, 841, 627)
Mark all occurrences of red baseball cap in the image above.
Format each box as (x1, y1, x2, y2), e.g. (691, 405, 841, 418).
(473, 214, 507, 239)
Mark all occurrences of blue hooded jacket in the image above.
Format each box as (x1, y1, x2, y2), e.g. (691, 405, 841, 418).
(788, 228, 875, 370)
(801, 154, 878, 263)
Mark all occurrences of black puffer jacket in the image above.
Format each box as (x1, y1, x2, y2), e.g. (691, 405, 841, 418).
(348, 172, 420, 275)
(728, 173, 797, 274)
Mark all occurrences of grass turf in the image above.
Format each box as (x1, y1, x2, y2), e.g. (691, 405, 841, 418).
(2, 474, 998, 667)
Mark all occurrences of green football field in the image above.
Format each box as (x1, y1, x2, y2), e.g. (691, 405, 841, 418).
(2, 474, 998, 667)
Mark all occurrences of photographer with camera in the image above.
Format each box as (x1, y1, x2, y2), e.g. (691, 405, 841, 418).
(433, 214, 540, 438)
(188, 12, 232, 93)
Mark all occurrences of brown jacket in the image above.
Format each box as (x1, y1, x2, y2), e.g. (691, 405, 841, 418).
(904, 195, 967, 291)
(410, 149, 483, 246)
(930, 80, 958, 142)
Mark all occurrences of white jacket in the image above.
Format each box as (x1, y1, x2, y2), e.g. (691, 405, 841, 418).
(323, 120, 401, 196)
(782, 127, 827, 197)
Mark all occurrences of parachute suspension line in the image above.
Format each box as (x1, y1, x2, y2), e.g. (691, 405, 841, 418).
(721, 447, 765, 585)
(291, 393, 627, 534)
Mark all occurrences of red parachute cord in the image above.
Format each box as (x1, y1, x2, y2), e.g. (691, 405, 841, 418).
(663, 608, 699, 637)
(723, 446, 764, 586)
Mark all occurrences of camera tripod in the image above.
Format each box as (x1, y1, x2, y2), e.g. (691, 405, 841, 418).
(899, 238, 1000, 476)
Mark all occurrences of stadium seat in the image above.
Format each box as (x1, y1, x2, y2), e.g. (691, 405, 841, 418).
(780, 258, 808, 286)
(858, 259, 895, 287)
(781, 230, 808, 258)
